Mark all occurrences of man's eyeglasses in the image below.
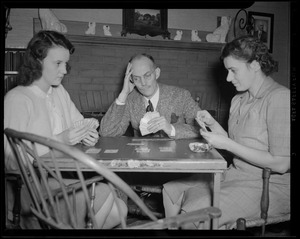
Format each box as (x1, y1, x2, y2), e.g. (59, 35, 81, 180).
(130, 68, 156, 83)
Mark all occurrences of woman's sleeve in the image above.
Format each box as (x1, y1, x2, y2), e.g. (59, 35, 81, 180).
(4, 92, 32, 171)
(4, 92, 31, 132)
(267, 89, 290, 157)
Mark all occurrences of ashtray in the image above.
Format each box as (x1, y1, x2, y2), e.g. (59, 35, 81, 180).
(189, 142, 212, 152)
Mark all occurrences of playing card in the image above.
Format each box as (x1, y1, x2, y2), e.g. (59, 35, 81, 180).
(85, 118, 99, 129)
(140, 118, 149, 125)
(135, 147, 150, 153)
(143, 111, 160, 123)
(139, 123, 148, 129)
(85, 148, 101, 154)
(136, 150, 150, 153)
(139, 111, 160, 136)
(104, 149, 119, 153)
(127, 143, 145, 146)
(195, 117, 208, 132)
(159, 147, 173, 152)
(73, 118, 99, 130)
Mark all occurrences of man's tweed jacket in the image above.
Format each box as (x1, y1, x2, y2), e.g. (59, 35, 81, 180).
(99, 83, 201, 139)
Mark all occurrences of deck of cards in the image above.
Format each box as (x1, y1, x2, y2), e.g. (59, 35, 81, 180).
(139, 111, 160, 136)
(73, 118, 99, 130)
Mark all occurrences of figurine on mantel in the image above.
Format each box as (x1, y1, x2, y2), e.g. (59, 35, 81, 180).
(191, 30, 201, 42)
(38, 9, 67, 33)
(85, 22, 96, 35)
(206, 16, 232, 43)
(103, 25, 112, 36)
(174, 30, 183, 41)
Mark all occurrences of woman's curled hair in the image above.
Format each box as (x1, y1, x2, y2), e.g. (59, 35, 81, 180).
(17, 30, 75, 86)
(220, 35, 276, 76)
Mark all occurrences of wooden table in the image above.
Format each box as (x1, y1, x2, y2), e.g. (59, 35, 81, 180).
(44, 137, 227, 229)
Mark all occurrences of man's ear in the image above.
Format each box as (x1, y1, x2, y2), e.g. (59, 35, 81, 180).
(250, 60, 261, 72)
(155, 67, 161, 79)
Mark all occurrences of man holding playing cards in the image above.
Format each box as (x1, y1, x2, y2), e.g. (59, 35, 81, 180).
(99, 53, 201, 139)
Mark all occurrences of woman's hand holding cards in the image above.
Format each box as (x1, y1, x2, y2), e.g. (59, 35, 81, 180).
(73, 118, 100, 146)
(82, 128, 99, 146)
(196, 110, 215, 128)
(58, 124, 89, 145)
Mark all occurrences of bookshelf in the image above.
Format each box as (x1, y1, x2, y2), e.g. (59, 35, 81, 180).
(4, 48, 26, 94)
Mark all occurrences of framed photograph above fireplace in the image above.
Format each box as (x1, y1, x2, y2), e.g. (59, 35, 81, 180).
(121, 9, 170, 39)
(248, 11, 274, 53)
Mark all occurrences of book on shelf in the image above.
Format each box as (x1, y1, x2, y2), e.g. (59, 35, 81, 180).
(5, 49, 25, 72)
(4, 75, 19, 94)
(4, 49, 25, 94)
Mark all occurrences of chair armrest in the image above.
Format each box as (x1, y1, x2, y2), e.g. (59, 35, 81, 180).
(50, 175, 104, 198)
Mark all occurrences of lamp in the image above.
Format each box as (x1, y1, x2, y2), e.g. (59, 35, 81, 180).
(233, 9, 254, 38)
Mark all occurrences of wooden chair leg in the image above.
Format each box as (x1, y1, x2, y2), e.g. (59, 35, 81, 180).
(235, 168, 271, 236)
(6, 174, 23, 229)
(236, 218, 246, 230)
(260, 168, 271, 236)
(86, 182, 96, 229)
(13, 175, 23, 228)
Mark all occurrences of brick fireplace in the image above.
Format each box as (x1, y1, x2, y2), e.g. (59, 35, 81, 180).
(33, 19, 236, 129)
(62, 35, 235, 128)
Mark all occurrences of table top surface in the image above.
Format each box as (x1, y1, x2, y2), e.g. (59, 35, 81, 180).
(44, 137, 227, 173)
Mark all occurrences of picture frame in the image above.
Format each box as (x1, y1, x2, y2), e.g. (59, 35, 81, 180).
(121, 9, 170, 39)
(248, 11, 274, 53)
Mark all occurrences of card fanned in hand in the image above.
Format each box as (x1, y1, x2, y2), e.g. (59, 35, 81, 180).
(73, 118, 99, 130)
(139, 111, 160, 136)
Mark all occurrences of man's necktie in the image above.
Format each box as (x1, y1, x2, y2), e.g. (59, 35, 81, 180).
(146, 100, 154, 112)
(145, 99, 165, 137)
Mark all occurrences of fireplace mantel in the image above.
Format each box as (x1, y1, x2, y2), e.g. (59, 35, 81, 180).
(34, 18, 224, 51)
(67, 34, 224, 52)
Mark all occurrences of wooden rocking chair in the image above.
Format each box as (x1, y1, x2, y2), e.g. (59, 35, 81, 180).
(4, 128, 221, 230)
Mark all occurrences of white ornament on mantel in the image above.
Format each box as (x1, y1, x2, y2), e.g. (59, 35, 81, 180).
(85, 22, 96, 35)
(191, 30, 201, 42)
(103, 25, 112, 36)
(38, 9, 67, 33)
(174, 30, 183, 41)
(206, 16, 232, 43)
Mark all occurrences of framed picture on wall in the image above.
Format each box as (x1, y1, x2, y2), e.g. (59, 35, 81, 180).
(121, 9, 170, 39)
(248, 11, 274, 53)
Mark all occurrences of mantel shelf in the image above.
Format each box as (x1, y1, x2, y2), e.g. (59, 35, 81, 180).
(66, 34, 225, 51)
(33, 18, 224, 51)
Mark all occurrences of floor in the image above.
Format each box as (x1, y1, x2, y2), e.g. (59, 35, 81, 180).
(124, 192, 292, 235)
(125, 215, 291, 236)
(246, 221, 291, 237)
